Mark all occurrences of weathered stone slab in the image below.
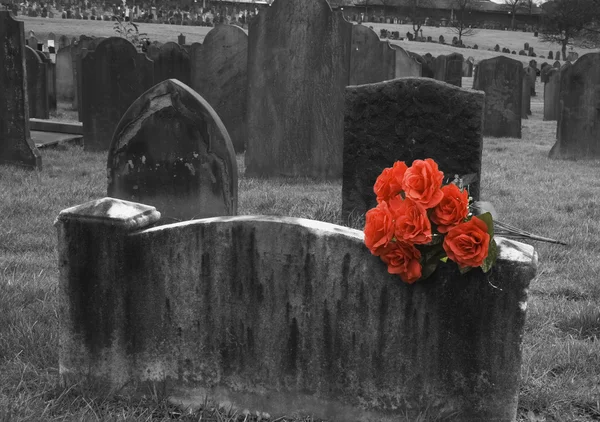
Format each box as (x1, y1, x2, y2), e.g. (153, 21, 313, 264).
(521, 72, 531, 118)
(343, 78, 484, 222)
(107, 79, 238, 223)
(245, 0, 352, 178)
(153, 41, 191, 86)
(0, 11, 42, 168)
(56, 45, 75, 102)
(433, 52, 463, 87)
(408, 51, 433, 78)
(190, 25, 247, 153)
(25, 46, 49, 119)
(550, 53, 600, 159)
(390, 44, 421, 77)
(82, 37, 154, 151)
(524, 65, 536, 96)
(473, 56, 523, 138)
(349, 24, 395, 85)
(543, 68, 560, 121)
(57, 197, 537, 422)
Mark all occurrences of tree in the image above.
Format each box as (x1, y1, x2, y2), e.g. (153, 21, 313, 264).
(449, 0, 477, 42)
(504, 0, 527, 30)
(539, 0, 600, 58)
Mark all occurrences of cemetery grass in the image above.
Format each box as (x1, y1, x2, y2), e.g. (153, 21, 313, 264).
(2, 95, 600, 421)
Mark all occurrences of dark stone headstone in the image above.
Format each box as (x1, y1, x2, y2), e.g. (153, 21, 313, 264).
(433, 52, 463, 87)
(25, 46, 49, 119)
(342, 78, 484, 222)
(0, 12, 42, 169)
(540, 62, 551, 83)
(177, 33, 186, 45)
(56, 45, 75, 102)
(408, 51, 433, 78)
(543, 68, 560, 121)
(190, 25, 248, 154)
(82, 37, 154, 151)
(524, 65, 536, 97)
(245, 0, 351, 178)
(349, 25, 395, 85)
(548, 51, 553, 60)
(58, 35, 70, 50)
(521, 73, 531, 118)
(524, 42, 529, 50)
(462, 59, 473, 77)
(556, 51, 561, 61)
(153, 41, 191, 86)
(472, 56, 523, 138)
(550, 54, 600, 159)
(107, 79, 238, 223)
(553, 60, 561, 68)
(35, 50, 57, 113)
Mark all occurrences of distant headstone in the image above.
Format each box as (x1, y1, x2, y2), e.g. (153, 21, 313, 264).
(82, 37, 154, 151)
(528, 47, 535, 57)
(548, 51, 553, 60)
(433, 52, 463, 87)
(473, 56, 523, 138)
(550, 53, 600, 159)
(25, 46, 49, 119)
(349, 25, 395, 85)
(29, 35, 39, 49)
(556, 51, 560, 60)
(178, 33, 185, 45)
(390, 44, 421, 77)
(35, 50, 57, 113)
(543, 68, 560, 121)
(153, 41, 191, 86)
(58, 35, 70, 49)
(521, 73, 531, 119)
(0, 11, 42, 169)
(190, 24, 248, 153)
(462, 59, 473, 77)
(524, 65, 536, 97)
(245, 0, 352, 178)
(524, 42, 529, 50)
(56, 45, 75, 101)
(73, 37, 106, 121)
(540, 62, 551, 83)
(342, 78, 484, 222)
(439, 34, 444, 44)
(408, 51, 433, 78)
(107, 79, 238, 223)
(518, 50, 526, 56)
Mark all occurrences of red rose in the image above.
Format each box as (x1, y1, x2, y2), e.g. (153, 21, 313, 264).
(381, 242, 422, 284)
(364, 201, 395, 256)
(402, 159, 444, 209)
(389, 196, 432, 245)
(443, 217, 491, 268)
(430, 183, 470, 233)
(374, 161, 408, 204)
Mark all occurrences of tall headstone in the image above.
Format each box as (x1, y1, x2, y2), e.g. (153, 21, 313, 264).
(521, 72, 531, 119)
(190, 25, 248, 153)
(473, 56, 523, 138)
(153, 41, 191, 86)
(108, 79, 238, 223)
(343, 78, 484, 222)
(349, 24, 395, 85)
(82, 37, 154, 151)
(58, 34, 70, 49)
(524, 65, 536, 96)
(35, 50, 57, 113)
(543, 68, 560, 121)
(550, 53, 600, 159)
(73, 37, 105, 119)
(390, 44, 421, 77)
(0, 12, 42, 169)
(25, 46, 49, 119)
(433, 53, 463, 87)
(56, 45, 75, 102)
(245, 0, 352, 178)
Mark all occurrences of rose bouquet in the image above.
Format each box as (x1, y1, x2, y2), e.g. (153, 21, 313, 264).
(363, 158, 497, 284)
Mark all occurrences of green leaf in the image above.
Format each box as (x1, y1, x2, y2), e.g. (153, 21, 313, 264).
(420, 260, 439, 280)
(477, 212, 495, 238)
(440, 256, 448, 263)
(480, 239, 498, 273)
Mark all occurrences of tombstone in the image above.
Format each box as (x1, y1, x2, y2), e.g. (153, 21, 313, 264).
(521, 73, 531, 119)
(390, 45, 421, 77)
(146, 42, 163, 61)
(556, 51, 560, 60)
(524, 65, 536, 97)
(153, 42, 191, 86)
(28, 35, 39, 50)
(107, 79, 237, 223)
(528, 47, 535, 57)
(190, 25, 248, 154)
(408, 51, 433, 78)
(433, 53, 463, 87)
(494, 44, 500, 52)
(56, 196, 536, 421)
(540, 62, 551, 83)
(438, 34, 444, 44)
(550, 53, 600, 159)
(73, 37, 106, 119)
(24, 46, 49, 119)
(543, 68, 560, 121)
(548, 51, 553, 60)
(0, 12, 42, 169)
(58, 35, 70, 49)
(472, 56, 523, 138)
(462, 59, 473, 77)
(349, 25, 395, 85)
(567, 51, 577, 61)
(35, 50, 57, 113)
(524, 42, 529, 51)
(342, 78, 483, 222)
(245, 0, 352, 178)
(427, 35, 432, 42)
(56, 45, 75, 102)
(82, 37, 154, 151)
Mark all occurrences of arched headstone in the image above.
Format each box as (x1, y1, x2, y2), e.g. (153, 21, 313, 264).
(107, 79, 238, 223)
(82, 37, 154, 151)
(245, 0, 352, 178)
(391, 44, 421, 77)
(349, 24, 395, 85)
(434, 52, 463, 87)
(153, 41, 191, 86)
(190, 25, 247, 153)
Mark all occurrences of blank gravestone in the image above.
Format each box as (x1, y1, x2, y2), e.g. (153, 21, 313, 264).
(349, 24, 395, 85)
(190, 25, 247, 154)
(391, 44, 421, 77)
(473, 56, 523, 138)
(433, 52, 463, 87)
(82, 37, 154, 151)
(24, 46, 49, 119)
(245, 0, 352, 179)
(408, 51, 433, 78)
(0, 11, 42, 169)
(550, 53, 600, 159)
(524, 65, 536, 97)
(107, 79, 237, 223)
(56, 45, 75, 102)
(36, 50, 57, 113)
(543, 68, 560, 121)
(74, 37, 106, 120)
(521, 72, 531, 119)
(342, 78, 484, 222)
(153, 41, 191, 86)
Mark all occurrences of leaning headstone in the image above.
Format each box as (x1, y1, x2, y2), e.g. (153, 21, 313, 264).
(550, 53, 600, 159)
(349, 24, 395, 85)
(543, 68, 560, 121)
(473, 56, 523, 138)
(107, 79, 238, 223)
(433, 52, 463, 87)
(82, 37, 154, 151)
(0, 11, 42, 169)
(190, 25, 248, 154)
(342, 78, 484, 222)
(245, 0, 352, 178)
(390, 44, 421, 77)
(25, 46, 49, 119)
(152, 41, 191, 86)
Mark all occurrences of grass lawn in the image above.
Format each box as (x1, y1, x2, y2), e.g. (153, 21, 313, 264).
(1, 15, 600, 422)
